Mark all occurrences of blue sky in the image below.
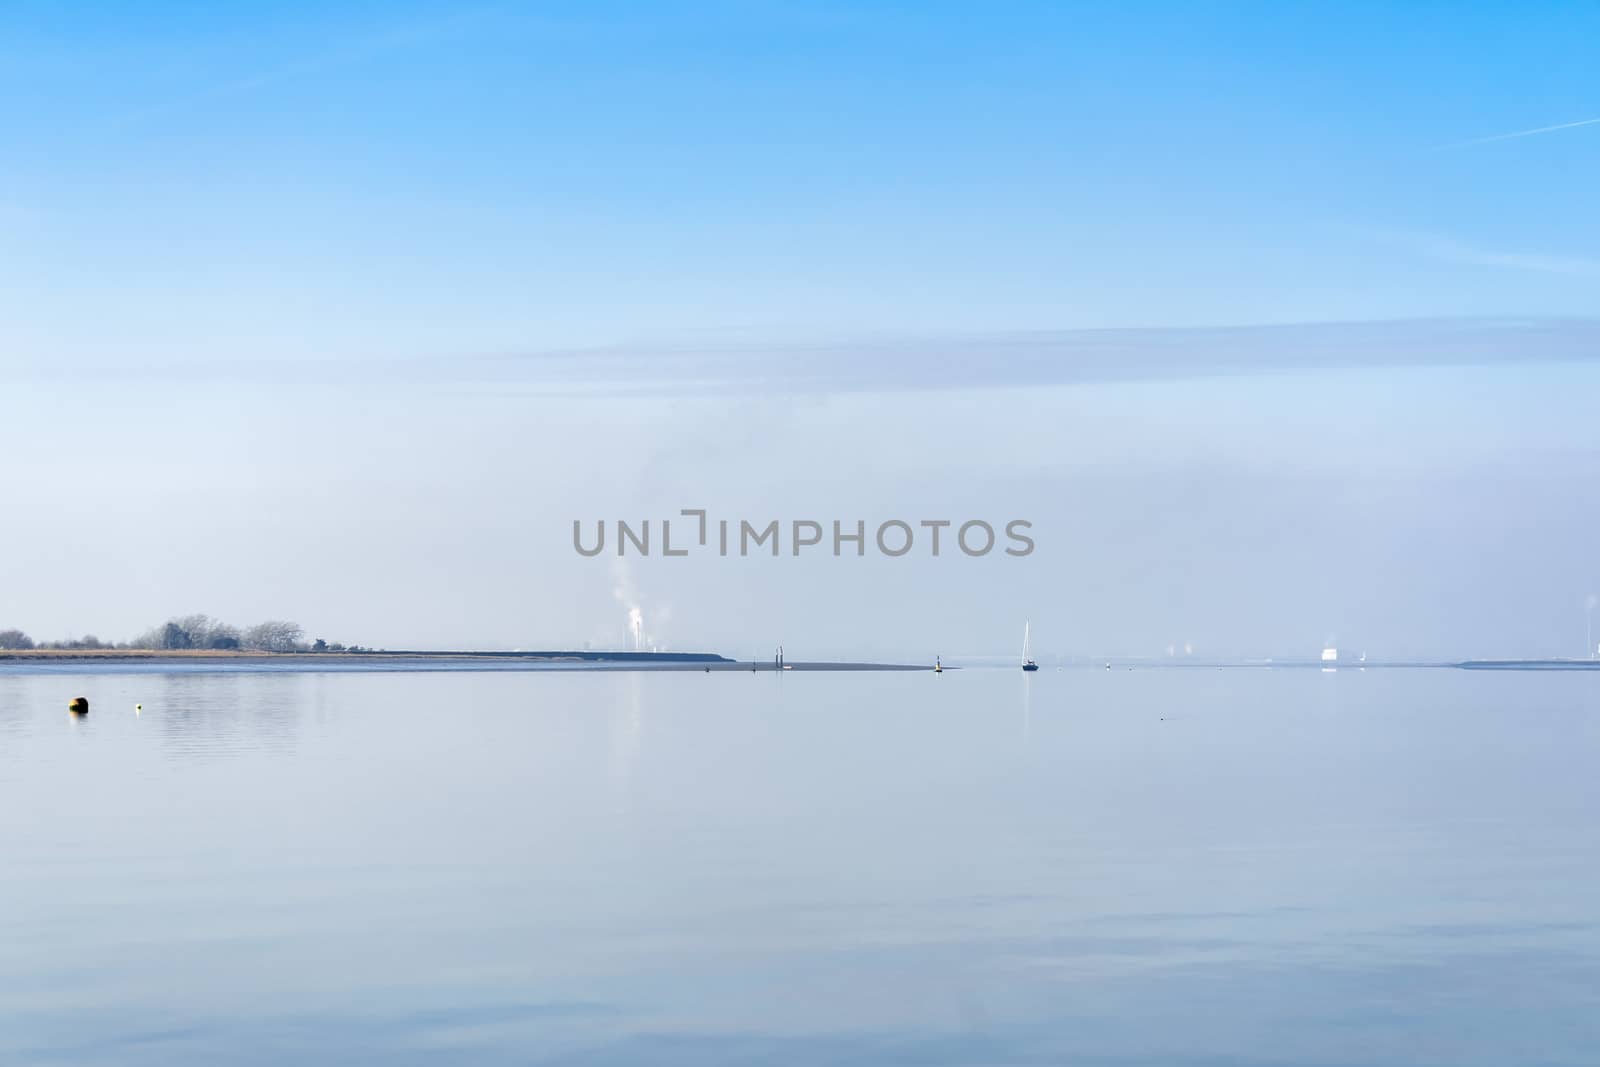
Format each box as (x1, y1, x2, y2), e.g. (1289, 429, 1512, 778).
(2, 1, 1596, 365)
(0, 3, 1596, 657)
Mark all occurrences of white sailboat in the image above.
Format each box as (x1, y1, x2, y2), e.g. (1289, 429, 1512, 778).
(1022, 623, 1039, 672)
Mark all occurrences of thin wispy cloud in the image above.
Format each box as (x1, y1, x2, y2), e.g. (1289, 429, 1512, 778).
(1442, 116, 1600, 150)
(1399, 233, 1600, 278)
(449, 317, 1600, 397)
(4, 318, 1599, 396)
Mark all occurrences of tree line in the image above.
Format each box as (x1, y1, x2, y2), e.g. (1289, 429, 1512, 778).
(0, 615, 363, 653)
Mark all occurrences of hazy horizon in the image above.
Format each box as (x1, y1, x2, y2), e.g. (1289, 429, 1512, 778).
(2, 3, 1596, 662)
(5, 323, 1597, 663)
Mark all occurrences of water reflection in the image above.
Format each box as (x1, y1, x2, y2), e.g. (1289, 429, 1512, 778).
(0, 677, 29, 739)
(1020, 669, 1032, 741)
(2, 666, 1600, 1065)
(156, 671, 305, 760)
(607, 672, 644, 810)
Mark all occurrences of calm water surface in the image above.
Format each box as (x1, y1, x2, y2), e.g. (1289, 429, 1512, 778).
(3, 667, 1599, 1065)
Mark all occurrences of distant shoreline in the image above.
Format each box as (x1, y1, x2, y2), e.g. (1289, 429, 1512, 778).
(0, 648, 930, 672)
(2, 648, 1594, 673)
(0, 648, 734, 664)
(1455, 659, 1600, 671)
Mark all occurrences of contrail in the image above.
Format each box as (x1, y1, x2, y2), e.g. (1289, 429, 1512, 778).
(1443, 116, 1600, 149)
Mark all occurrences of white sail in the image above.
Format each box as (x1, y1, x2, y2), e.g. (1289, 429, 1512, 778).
(1023, 622, 1031, 663)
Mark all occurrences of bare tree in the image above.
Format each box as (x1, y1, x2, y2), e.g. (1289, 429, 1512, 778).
(160, 621, 194, 649)
(171, 614, 215, 649)
(207, 625, 241, 649)
(0, 629, 34, 650)
(242, 620, 304, 652)
(123, 615, 245, 650)
(164, 615, 241, 649)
